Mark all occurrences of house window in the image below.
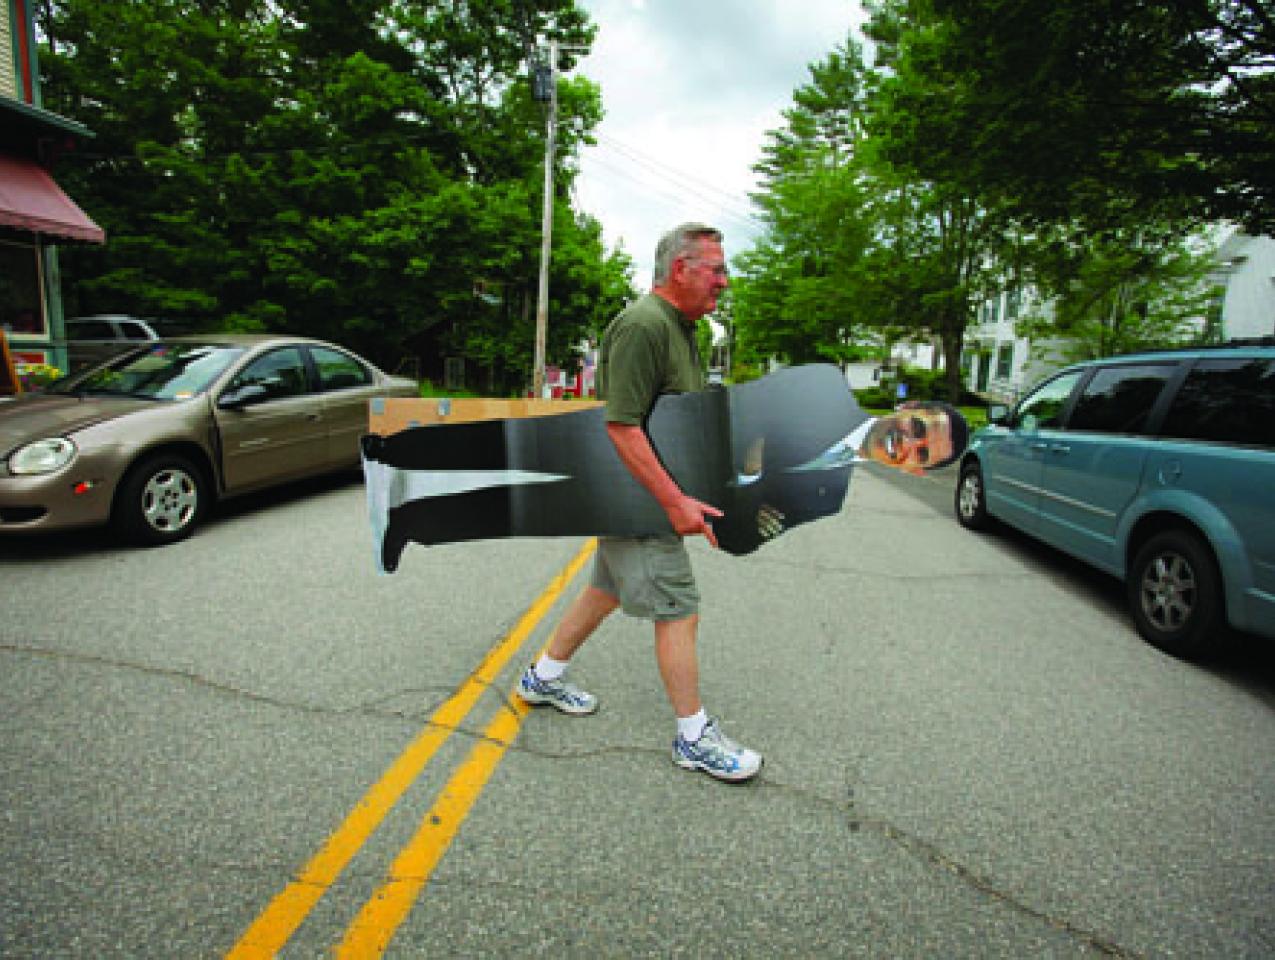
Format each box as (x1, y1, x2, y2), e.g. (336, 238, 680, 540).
(1006, 288, 1022, 321)
(0, 240, 46, 337)
(986, 297, 1001, 325)
(996, 342, 1014, 379)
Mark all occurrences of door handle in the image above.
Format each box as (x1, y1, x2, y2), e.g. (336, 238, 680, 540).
(1030, 441, 1049, 451)
(1049, 443, 1070, 454)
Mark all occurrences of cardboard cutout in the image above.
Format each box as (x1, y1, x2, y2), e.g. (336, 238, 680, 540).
(361, 364, 957, 573)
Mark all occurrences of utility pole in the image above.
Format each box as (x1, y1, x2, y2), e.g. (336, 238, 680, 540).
(530, 39, 588, 398)
(532, 39, 558, 399)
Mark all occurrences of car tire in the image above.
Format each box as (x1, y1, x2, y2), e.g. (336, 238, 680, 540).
(1127, 529, 1224, 659)
(955, 460, 992, 531)
(113, 453, 207, 546)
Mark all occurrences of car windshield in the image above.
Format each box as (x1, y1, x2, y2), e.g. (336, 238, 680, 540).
(48, 343, 246, 400)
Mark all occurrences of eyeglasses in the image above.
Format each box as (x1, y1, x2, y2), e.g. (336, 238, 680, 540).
(883, 417, 932, 464)
(683, 257, 729, 278)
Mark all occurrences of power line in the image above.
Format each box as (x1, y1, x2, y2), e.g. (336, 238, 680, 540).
(593, 134, 761, 212)
(579, 149, 765, 241)
(591, 132, 766, 225)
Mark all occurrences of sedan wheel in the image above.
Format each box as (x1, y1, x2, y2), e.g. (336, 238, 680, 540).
(114, 454, 207, 546)
(1127, 529, 1223, 659)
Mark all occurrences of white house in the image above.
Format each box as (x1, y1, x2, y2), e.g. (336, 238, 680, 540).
(1212, 229, 1275, 341)
(960, 287, 1065, 402)
(962, 229, 1275, 401)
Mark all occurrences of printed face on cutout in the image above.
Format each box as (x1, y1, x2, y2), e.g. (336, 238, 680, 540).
(865, 406, 955, 475)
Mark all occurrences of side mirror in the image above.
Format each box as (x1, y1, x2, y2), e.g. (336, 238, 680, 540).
(218, 383, 269, 409)
(987, 403, 1010, 426)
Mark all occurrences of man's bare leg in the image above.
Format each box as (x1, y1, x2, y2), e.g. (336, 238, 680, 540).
(654, 614, 701, 718)
(547, 585, 620, 661)
(658, 613, 763, 781)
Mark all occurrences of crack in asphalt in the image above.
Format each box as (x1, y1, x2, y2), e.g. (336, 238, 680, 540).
(0, 641, 464, 722)
(4, 642, 1139, 958)
(502, 732, 1141, 959)
(840, 813, 1139, 958)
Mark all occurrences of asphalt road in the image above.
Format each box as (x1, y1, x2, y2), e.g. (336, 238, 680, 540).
(2, 466, 1273, 958)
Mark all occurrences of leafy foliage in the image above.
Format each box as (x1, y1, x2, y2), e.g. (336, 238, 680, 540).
(1016, 229, 1223, 361)
(736, 15, 1010, 399)
(38, 0, 632, 392)
(878, 0, 1275, 235)
(732, 0, 1241, 396)
(735, 41, 877, 368)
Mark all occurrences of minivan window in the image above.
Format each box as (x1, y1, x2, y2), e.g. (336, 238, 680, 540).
(1013, 370, 1083, 431)
(1067, 363, 1174, 435)
(1160, 357, 1275, 448)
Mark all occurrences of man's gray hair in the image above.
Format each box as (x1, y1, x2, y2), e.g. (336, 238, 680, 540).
(653, 222, 723, 285)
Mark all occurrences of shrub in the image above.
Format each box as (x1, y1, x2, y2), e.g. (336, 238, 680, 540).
(17, 362, 62, 391)
(887, 365, 986, 406)
(853, 385, 896, 410)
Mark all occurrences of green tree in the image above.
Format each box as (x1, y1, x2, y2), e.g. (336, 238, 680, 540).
(738, 8, 1012, 401)
(1017, 229, 1223, 361)
(38, 0, 613, 387)
(876, 0, 1275, 235)
(734, 40, 877, 366)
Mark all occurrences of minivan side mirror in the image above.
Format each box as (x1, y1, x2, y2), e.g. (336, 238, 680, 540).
(987, 403, 1011, 426)
(218, 383, 269, 409)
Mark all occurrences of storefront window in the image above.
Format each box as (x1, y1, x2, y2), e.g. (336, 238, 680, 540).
(0, 239, 46, 337)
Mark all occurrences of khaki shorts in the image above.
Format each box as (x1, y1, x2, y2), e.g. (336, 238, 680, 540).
(592, 534, 700, 622)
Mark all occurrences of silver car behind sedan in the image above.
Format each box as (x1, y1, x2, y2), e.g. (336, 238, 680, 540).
(0, 334, 417, 544)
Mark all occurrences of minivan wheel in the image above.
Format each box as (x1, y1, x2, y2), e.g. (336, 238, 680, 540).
(113, 454, 207, 546)
(1127, 529, 1223, 659)
(955, 461, 991, 531)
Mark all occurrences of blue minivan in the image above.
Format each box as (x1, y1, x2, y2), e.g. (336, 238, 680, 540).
(955, 344, 1275, 658)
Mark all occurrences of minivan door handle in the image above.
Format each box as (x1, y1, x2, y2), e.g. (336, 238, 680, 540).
(1030, 441, 1049, 451)
(1049, 443, 1071, 454)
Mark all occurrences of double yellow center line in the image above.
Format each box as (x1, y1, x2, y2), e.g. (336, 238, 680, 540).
(227, 539, 596, 959)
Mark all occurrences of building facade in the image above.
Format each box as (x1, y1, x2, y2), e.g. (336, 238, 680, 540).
(0, 0, 104, 379)
(960, 286, 1066, 402)
(1213, 229, 1275, 341)
(962, 232, 1275, 402)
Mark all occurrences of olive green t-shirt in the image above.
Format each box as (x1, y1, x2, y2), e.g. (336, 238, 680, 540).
(597, 293, 703, 425)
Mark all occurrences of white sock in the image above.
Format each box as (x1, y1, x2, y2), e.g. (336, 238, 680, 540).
(533, 653, 569, 682)
(677, 709, 708, 743)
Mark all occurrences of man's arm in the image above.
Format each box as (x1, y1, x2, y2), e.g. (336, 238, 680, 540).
(605, 422, 723, 548)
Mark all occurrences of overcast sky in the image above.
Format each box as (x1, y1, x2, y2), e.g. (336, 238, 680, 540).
(571, 0, 864, 288)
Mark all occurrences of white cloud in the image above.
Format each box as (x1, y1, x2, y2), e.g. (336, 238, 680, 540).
(572, 0, 864, 286)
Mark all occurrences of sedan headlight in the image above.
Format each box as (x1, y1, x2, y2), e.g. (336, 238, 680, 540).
(8, 438, 77, 475)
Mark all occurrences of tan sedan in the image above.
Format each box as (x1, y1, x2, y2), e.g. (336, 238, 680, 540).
(0, 334, 417, 544)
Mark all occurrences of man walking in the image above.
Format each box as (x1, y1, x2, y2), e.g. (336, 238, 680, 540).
(517, 222, 761, 782)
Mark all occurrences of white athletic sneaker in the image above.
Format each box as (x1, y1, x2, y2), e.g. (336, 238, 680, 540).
(672, 717, 762, 782)
(516, 665, 598, 716)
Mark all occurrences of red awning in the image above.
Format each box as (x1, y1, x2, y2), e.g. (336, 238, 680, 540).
(0, 154, 105, 244)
